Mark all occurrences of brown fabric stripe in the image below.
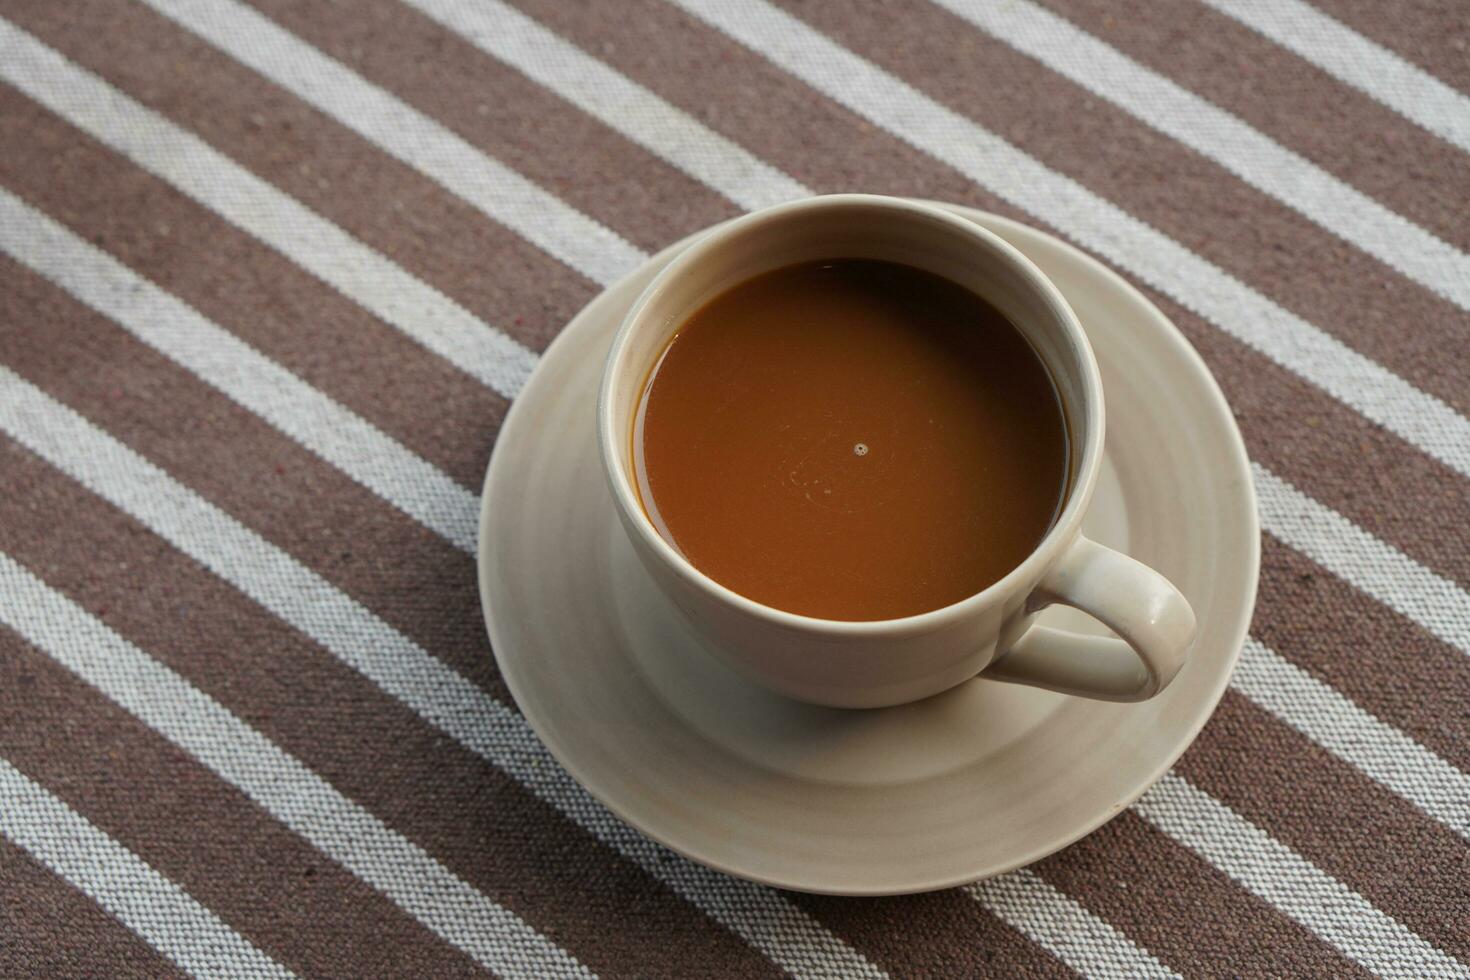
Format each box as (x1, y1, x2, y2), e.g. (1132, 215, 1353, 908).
(0, 629, 485, 979)
(0, 837, 187, 980)
(773, 0, 1470, 418)
(0, 243, 504, 701)
(791, 892, 1074, 978)
(0, 80, 501, 493)
(1178, 691, 1470, 960)
(5, 0, 593, 357)
(0, 347, 783, 978)
(1034, 813, 1372, 979)
(507, 0, 1470, 593)
(244, 0, 739, 255)
(1038, 0, 1470, 253)
(1255, 534, 1470, 774)
(1308, 0, 1470, 95)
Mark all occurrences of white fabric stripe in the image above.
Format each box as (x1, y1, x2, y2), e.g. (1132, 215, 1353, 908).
(935, 0, 1470, 314)
(0, 188, 478, 554)
(1234, 638, 1470, 841)
(971, 872, 1179, 979)
(1136, 774, 1465, 978)
(1203, 0, 1470, 155)
(0, 757, 295, 980)
(0, 21, 538, 400)
(670, 0, 1470, 482)
(0, 565, 591, 979)
(136, 0, 642, 287)
(0, 371, 884, 980)
(401, 0, 806, 212)
(1253, 464, 1470, 656)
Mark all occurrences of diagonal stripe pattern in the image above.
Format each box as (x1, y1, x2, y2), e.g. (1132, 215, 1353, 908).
(0, 0, 1466, 975)
(0, 758, 295, 979)
(1202, 0, 1470, 154)
(932, 0, 1470, 313)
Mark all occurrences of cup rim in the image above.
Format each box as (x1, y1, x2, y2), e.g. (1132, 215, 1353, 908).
(597, 194, 1105, 637)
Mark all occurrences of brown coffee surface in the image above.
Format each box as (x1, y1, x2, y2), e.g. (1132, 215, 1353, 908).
(633, 259, 1068, 621)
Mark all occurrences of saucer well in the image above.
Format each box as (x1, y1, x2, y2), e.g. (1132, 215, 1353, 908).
(477, 203, 1259, 895)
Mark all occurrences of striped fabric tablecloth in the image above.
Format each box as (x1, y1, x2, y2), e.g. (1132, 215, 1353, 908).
(1, 0, 1467, 977)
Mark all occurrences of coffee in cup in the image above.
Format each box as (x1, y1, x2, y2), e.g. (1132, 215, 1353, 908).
(632, 257, 1068, 622)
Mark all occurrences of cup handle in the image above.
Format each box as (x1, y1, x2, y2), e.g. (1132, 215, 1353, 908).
(985, 536, 1197, 702)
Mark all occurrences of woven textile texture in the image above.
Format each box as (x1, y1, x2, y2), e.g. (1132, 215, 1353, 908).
(1, 0, 1468, 977)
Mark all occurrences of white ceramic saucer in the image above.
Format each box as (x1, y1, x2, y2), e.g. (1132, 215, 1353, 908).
(478, 203, 1258, 895)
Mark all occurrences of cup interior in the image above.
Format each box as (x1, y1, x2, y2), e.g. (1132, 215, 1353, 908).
(600, 195, 1102, 625)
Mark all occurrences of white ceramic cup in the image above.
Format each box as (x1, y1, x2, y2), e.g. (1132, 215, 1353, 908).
(599, 195, 1196, 708)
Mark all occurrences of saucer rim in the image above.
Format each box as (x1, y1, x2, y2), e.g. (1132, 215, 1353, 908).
(478, 201, 1259, 895)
